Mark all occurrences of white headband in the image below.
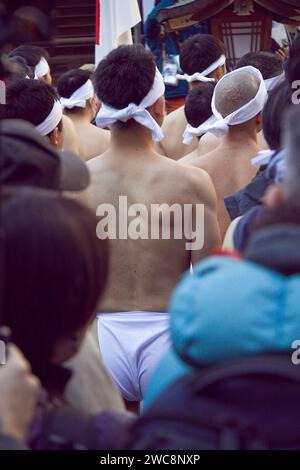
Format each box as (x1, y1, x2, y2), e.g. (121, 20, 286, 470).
(95, 68, 165, 142)
(35, 100, 63, 136)
(177, 55, 226, 84)
(60, 79, 94, 109)
(34, 57, 50, 79)
(264, 72, 285, 92)
(183, 115, 218, 145)
(206, 66, 267, 138)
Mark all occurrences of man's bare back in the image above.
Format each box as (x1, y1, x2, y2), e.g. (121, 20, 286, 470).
(160, 106, 197, 159)
(85, 146, 220, 313)
(180, 136, 259, 238)
(72, 119, 110, 161)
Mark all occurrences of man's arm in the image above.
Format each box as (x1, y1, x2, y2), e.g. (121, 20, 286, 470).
(185, 167, 221, 265)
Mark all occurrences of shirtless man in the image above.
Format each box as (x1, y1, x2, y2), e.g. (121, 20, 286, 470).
(84, 45, 221, 404)
(197, 51, 285, 157)
(159, 34, 227, 160)
(180, 84, 216, 164)
(57, 69, 110, 161)
(180, 66, 267, 239)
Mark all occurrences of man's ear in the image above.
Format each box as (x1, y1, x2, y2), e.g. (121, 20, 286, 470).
(255, 111, 263, 131)
(263, 184, 285, 209)
(214, 65, 226, 81)
(48, 127, 59, 146)
(151, 96, 166, 126)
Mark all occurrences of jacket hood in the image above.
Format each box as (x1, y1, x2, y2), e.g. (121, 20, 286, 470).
(170, 225, 300, 367)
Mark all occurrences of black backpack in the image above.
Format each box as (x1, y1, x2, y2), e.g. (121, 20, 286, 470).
(126, 353, 300, 450)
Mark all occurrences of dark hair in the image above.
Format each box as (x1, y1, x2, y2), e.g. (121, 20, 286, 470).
(236, 52, 283, 80)
(9, 45, 49, 68)
(184, 83, 215, 128)
(57, 69, 92, 99)
(262, 80, 294, 150)
(93, 45, 156, 110)
(2, 188, 108, 378)
(287, 34, 300, 84)
(1, 79, 62, 133)
(180, 34, 226, 76)
(6, 56, 34, 81)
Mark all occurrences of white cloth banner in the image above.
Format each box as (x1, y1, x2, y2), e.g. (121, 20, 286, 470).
(95, 0, 141, 65)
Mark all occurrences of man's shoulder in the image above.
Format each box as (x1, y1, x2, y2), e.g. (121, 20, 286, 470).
(162, 106, 185, 131)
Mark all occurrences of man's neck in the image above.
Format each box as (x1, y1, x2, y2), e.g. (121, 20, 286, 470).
(66, 109, 93, 124)
(222, 124, 258, 149)
(110, 124, 156, 154)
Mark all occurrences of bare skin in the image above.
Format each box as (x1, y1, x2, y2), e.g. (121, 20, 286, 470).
(62, 115, 80, 155)
(65, 107, 110, 162)
(179, 120, 261, 239)
(83, 121, 220, 313)
(159, 66, 226, 160)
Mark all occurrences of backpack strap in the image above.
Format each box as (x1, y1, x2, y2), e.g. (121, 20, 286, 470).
(190, 353, 300, 394)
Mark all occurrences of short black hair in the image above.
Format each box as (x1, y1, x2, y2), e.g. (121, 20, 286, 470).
(8, 45, 49, 68)
(287, 34, 300, 84)
(57, 69, 92, 99)
(236, 52, 283, 80)
(2, 188, 108, 381)
(1, 79, 62, 133)
(184, 83, 215, 128)
(6, 56, 34, 81)
(180, 34, 226, 76)
(93, 44, 156, 109)
(263, 80, 294, 150)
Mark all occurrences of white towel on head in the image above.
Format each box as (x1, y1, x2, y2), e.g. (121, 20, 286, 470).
(35, 100, 63, 136)
(95, 68, 165, 142)
(206, 66, 268, 138)
(60, 79, 95, 109)
(177, 55, 226, 84)
(34, 57, 50, 79)
(183, 115, 218, 145)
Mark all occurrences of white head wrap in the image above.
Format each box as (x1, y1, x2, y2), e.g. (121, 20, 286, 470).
(60, 79, 94, 109)
(95, 68, 165, 142)
(183, 115, 218, 145)
(177, 55, 226, 84)
(264, 72, 285, 92)
(35, 100, 63, 136)
(34, 57, 50, 80)
(206, 66, 268, 138)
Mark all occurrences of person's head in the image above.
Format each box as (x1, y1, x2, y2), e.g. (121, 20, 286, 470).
(2, 188, 108, 381)
(287, 34, 300, 85)
(93, 44, 165, 131)
(9, 45, 52, 84)
(4, 56, 34, 84)
(263, 80, 294, 150)
(214, 68, 263, 133)
(184, 83, 215, 135)
(180, 34, 226, 88)
(1, 79, 64, 148)
(57, 69, 97, 119)
(236, 52, 283, 80)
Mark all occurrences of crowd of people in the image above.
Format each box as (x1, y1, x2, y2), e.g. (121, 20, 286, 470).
(0, 27, 300, 450)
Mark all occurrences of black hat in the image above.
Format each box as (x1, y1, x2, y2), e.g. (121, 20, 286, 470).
(0, 119, 90, 191)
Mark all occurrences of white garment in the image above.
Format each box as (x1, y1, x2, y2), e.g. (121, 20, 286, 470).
(97, 312, 170, 402)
